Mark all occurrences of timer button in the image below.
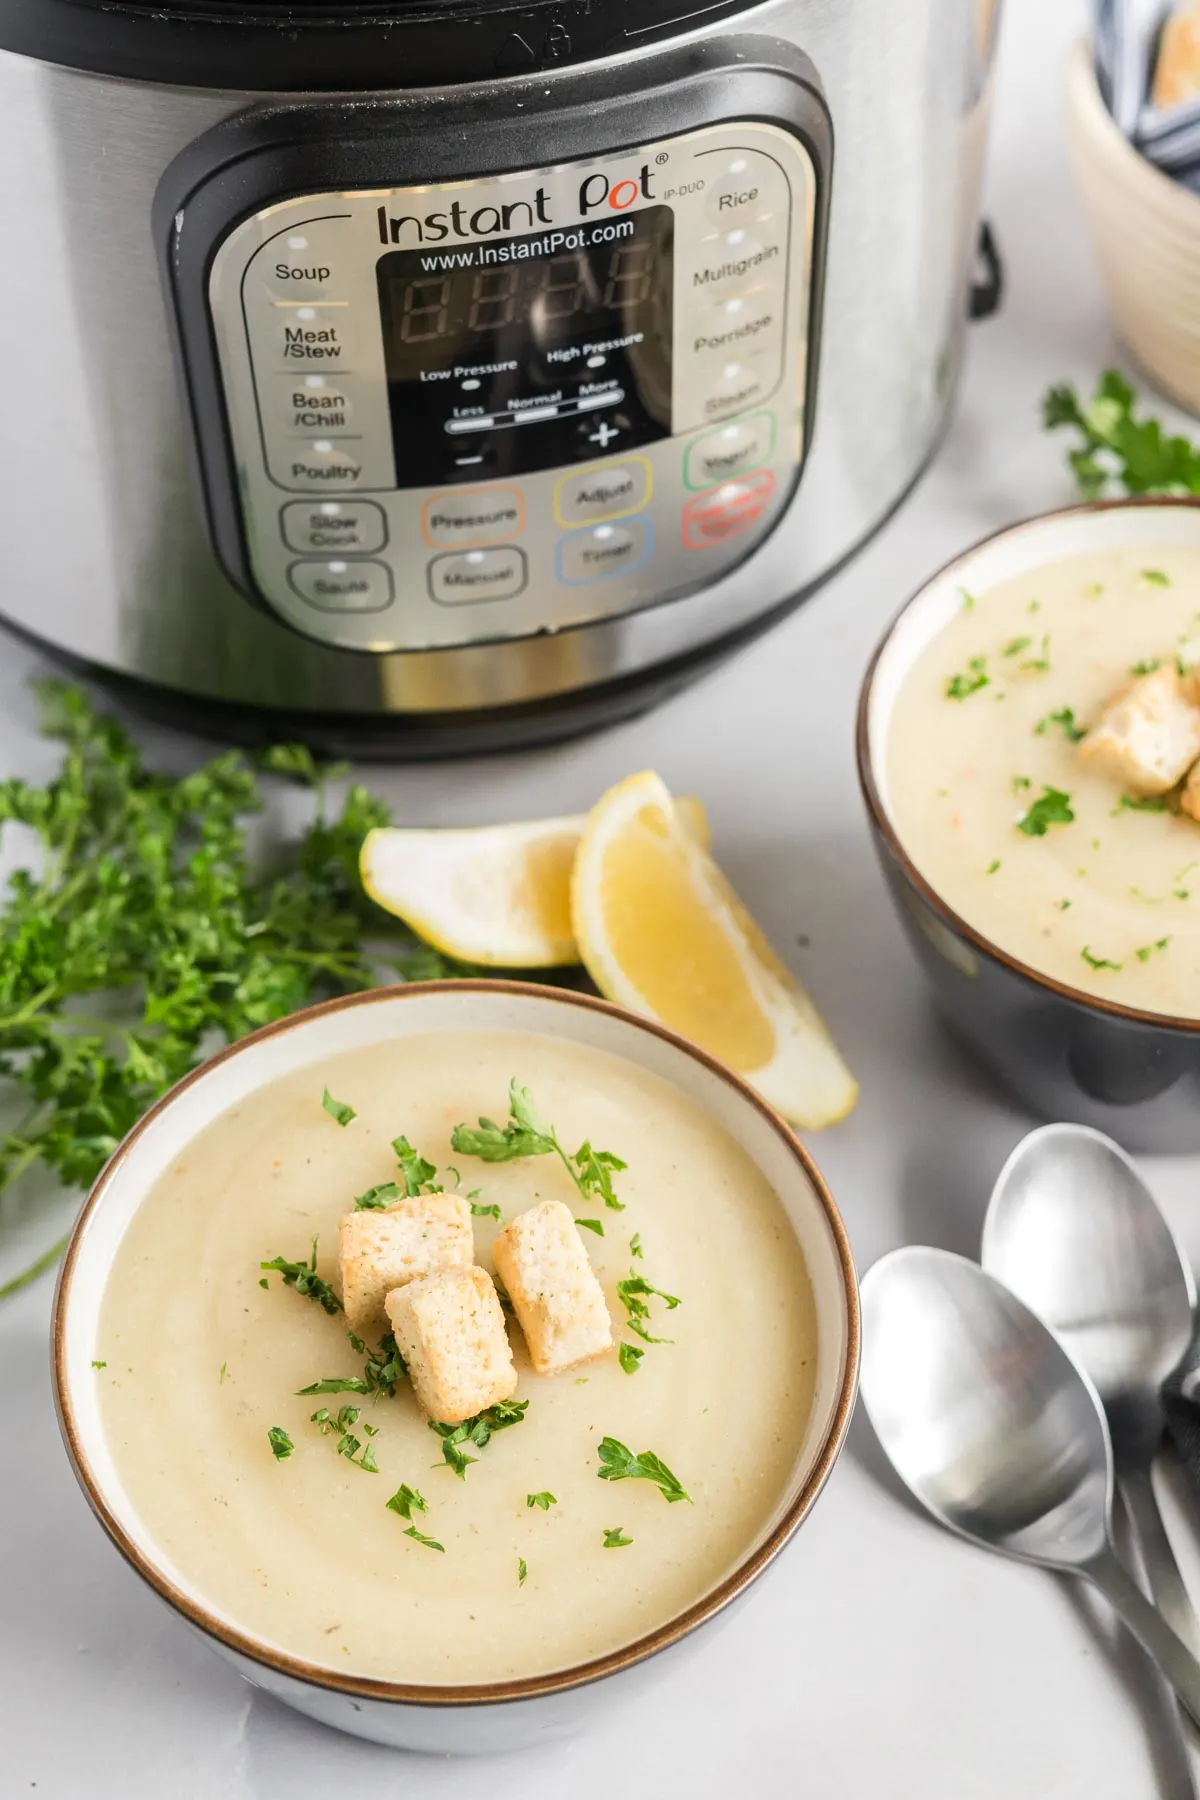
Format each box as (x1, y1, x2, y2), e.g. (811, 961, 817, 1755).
(422, 487, 525, 548)
(428, 547, 528, 605)
(685, 413, 777, 489)
(682, 472, 775, 548)
(280, 500, 387, 555)
(554, 458, 650, 527)
(557, 519, 652, 584)
(288, 558, 394, 612)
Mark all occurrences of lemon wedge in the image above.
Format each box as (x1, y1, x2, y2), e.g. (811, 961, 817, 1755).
(361, 798, 709, 969)
(570, 771, 858, 1128)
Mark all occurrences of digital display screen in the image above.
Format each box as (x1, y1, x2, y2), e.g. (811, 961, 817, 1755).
(376, 207, 673, 487)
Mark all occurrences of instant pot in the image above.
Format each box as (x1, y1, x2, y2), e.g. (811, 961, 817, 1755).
(0, 1, 1001, 755)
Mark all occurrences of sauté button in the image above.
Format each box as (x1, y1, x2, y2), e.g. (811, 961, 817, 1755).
(428, 547, 528, 605)
(557, 519, 652, 584)
(268, 304, 357, 365)
(422, 487, 524, 547)
(682, 472, 775, 548)
(554, 459, 650, 527)
(280, 500, 387, 554)
(684, 413, 776, 489)
(287, 559, 394, 611)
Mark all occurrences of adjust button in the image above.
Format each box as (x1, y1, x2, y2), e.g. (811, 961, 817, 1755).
(558, 519, 652, 585)
(288, 559, 394, 612)
(682, 472, 775, 548)
(281, 500, 387, 554)
(422, 487, 524, 547)
(428, 547, 528, 605)
(554, 458, 650, 527)
(685, 413, 776, 489)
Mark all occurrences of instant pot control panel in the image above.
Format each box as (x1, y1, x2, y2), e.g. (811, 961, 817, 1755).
(161, 59, 831, 654)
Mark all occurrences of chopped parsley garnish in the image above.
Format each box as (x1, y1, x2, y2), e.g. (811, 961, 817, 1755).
(1035, 707, 1086, 742)
(297, 1374, 370, 1396)
(1058, 899, 1072, 911)
(267, 1426, 294, 1461)
(1081, 947, 1123, 972)
(602, 1528, 633, 1548)
(469, 1199, 502, 1221)
(526, 1491, 557, 1510)
(386, 1484, 444, 1551)
(451, 1079, 627, 1210)
(619, 1343, 645, 1375)
(616, 1271, 681, 1346)
(429, 1400, 529, 1478)
(1142, 569, 1171, 585)
(392, 1135, 440, 1196)
(518, 1557, 528, 1585)
(91, 1359, 107, 1370)
(959, 588, 976, 611)
(260, 1237, 343, 1314)
(1016, 787, 1075, 837)
(322, 1088, 356, 1127)
(219, 1363, 228, 1383)
(986, 861, 1001, 876)
(1136, 938, 1171, 962)
(1117, 794, 1169, 813)
(629, 1233, 643, 1259)
(353, 1181, 403, 1211)
(577, 1218, 604, 1236)
(1012, 775, 1031, 793)
(945, 656, 989, 700)
(597, 1436, 691, 1503)
(1003, 636, 1032, 658)
(1130, 658, 1163, 676)
(310, 1403, 378, 1470)
(1028, 599, 1043, 613)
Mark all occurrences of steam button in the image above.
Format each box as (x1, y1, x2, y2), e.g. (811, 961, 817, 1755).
(288, 559, 394, 612)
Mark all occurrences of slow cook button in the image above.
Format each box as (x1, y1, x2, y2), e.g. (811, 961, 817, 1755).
(682, 471, 775, 548)
(422, 487, 525, 547)
(685, 413, 776, 489)
(280, 500, 387, 554)
(287, 559, 394, 612)
(428, 547, 528, 605)
(554, 458, 650, 526)
(557, 519, 653, 585)
(267, 304, 356, 365)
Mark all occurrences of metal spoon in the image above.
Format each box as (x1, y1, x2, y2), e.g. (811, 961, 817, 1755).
(861, 1245, 1200, 1725)
(982, 1123, 1199, 1655)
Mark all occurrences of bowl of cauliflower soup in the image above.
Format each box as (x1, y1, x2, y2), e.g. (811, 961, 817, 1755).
(53, 981, 858, 1753)
(859, 497, 1200, 1148)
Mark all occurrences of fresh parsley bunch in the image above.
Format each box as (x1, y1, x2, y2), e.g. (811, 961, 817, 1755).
(0, 680, 460, 1301)
(1044, 369, 1200, 497)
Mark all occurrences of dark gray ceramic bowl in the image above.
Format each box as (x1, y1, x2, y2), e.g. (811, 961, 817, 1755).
(857, 497, 1200, 1153)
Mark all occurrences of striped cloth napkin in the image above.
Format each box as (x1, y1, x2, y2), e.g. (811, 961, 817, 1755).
(1094, 0, 1200, 187)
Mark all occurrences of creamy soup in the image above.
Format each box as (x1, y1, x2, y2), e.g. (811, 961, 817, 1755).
(96, 1030, 817, 1684)
(886, 545, 1200, 1014)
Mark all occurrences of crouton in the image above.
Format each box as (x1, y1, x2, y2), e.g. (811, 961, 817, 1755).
(385, 1265, 517, 1423)
(1080, 666, 1200, 796)
(492, 1200, 613, 1376)
(1182, 757, 1200, 822)
(338, 1193, 473, 1334)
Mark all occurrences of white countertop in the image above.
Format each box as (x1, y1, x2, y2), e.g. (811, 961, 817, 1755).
(7, 1, 1200, 1793)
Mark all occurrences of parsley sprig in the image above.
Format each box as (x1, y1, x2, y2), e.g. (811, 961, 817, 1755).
(451, 1079, 627, 1211)
(1044, 369, 1200, 496)
(616, 1270, 681, 1347)
(429, 1399, 529, 1478)
(597, 1436, 691, 1503)
(297, 1328, 407, 1400)
(0, 680, 469, 1301)
(1016, 787, 1075, 838)
(386, 1483, 444, 1551)
(260, 1238, 343, 1314)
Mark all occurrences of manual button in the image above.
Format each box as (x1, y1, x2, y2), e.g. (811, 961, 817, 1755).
(558, 519, 652, 585)
(281, 500, 387, 554)
(554, 458, 650, 526)
(428, 547, 527, 605)
(288, 559, 393, 612)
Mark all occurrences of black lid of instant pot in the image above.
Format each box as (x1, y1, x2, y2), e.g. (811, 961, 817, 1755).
(0, 0, 764, 90)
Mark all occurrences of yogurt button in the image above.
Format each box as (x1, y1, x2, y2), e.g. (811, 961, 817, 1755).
(685, 413, 776, 488)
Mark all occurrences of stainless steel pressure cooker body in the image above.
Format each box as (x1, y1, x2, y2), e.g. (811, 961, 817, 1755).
(0, 0, 1000, 755)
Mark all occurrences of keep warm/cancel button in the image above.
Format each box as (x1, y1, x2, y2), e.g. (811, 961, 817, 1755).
(428, 547, 527, 606)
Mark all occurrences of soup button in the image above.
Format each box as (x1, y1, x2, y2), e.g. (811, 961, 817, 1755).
(557, 519, 652, 584)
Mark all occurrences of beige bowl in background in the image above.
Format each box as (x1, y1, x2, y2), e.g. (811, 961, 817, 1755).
(1066, 36, 1200, 416)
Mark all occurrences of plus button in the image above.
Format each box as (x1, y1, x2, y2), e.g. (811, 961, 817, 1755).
(587, 422, 621, 449)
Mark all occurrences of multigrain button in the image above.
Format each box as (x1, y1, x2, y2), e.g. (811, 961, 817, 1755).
(685, 413, 776, 489)
(428, 547, 528, 605)
(422, 487, 524, 547)
(557, 519, 652, 584)
(687, 228, 781, 299)
(281, 500, 387, 554)
(270, 304, 356, 365)
(554, 458, 650, 526)
(682, 472, 775, 548)
(287, 559, 394, 612)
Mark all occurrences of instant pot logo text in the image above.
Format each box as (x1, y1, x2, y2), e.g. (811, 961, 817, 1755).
(375, 163, 655, 245)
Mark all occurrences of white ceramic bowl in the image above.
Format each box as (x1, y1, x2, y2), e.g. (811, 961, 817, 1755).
(1067, 36, 1200, 416)
(52, 980, 858, 1753)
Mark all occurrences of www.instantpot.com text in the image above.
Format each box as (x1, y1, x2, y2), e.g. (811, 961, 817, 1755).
(418, 219, 635, 271)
